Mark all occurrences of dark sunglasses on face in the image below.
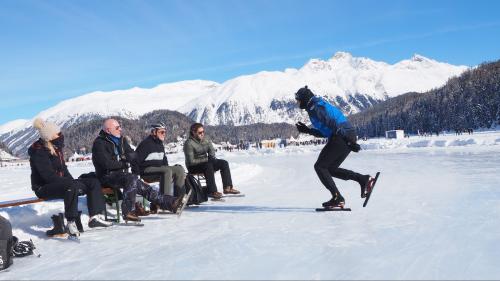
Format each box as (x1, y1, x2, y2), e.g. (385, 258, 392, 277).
(157, 130, 166, 135)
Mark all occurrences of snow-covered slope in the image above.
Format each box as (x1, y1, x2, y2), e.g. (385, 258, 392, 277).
(0, 52, 467, 155)
(0, 149, 17, 161)
(183, 52, 467, 124)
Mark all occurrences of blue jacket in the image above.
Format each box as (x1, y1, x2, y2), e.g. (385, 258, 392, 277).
(306, 96, 355, 138)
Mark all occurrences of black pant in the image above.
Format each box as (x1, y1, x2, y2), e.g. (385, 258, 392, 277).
(314, 135, 365, 198)
(34, 177, 105, 220)
(188, 159, 233, 193)
(100, 172, 176, 216)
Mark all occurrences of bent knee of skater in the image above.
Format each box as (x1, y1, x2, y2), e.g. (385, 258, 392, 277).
(314, 162, 328, 171)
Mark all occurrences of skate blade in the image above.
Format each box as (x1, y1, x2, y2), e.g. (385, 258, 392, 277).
(47, 233, 68, 238)
(316, 207, 351, 212)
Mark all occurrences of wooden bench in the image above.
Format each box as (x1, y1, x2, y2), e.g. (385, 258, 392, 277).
(0, 187, 122, 222)
(0, 197, 46, 209)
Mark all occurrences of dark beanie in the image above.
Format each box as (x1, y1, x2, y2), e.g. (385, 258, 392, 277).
(294, 86, 314, 109)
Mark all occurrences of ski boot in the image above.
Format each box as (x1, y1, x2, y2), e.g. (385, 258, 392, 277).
(46, 213, 66, 237)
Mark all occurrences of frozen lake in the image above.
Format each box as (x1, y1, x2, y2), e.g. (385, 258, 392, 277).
(1, 144, 500, 279)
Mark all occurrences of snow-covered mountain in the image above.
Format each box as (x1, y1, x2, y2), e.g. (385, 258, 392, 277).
(0, 52, 468, 155)
(183, 52, 467, 124)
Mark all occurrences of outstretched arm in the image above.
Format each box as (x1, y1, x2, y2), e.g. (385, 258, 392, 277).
(296, 122, 325, 138)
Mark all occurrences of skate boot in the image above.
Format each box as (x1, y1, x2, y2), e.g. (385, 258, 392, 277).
(208, 191, 223, 199)
(168, 196, 184, 214)
(46, 213, 66, 237)
(324, 194, 345, 209)
(149, 203, 159, 214)
(66, 220, 80, 237)
(134, 202, 150, 216)
(88, 214, 113, 228)
(75, 211, 84, 233)
(123, 212, 141, 222)
(360, 175, 376, 198)
(322, 197, 336, 208)
(223, 186, 240, 194)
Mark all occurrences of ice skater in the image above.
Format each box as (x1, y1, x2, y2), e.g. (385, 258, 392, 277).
(294, 86, 378, 209)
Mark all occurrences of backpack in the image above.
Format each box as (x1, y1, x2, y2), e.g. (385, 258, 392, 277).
(184, 174, 208, 205)
(0, 215, 13, 271)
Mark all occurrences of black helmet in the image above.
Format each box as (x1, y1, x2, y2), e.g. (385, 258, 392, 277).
(295, 86, 314, 109)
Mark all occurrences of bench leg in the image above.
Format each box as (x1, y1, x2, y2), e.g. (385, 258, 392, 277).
(114, 189, 120, 223)
(104, 201, 108, 221)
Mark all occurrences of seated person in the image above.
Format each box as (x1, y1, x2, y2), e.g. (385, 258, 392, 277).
(136, 123, 186, 197)
(91, 118, 183, 221)
(183, 123, 240, 199)
(29, 118, 112, 237)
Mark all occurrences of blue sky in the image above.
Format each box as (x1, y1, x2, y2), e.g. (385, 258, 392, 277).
(1, 0, 499, 124)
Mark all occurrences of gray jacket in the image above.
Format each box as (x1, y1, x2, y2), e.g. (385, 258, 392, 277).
(183, 136, 216, 167)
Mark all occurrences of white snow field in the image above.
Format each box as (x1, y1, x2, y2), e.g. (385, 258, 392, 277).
(1, 132, 500, 280)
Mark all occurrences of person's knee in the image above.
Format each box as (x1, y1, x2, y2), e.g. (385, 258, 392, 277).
(163, 168, 173, 178)
(205, 162, 214, 171)
(314, 161, 327, 172)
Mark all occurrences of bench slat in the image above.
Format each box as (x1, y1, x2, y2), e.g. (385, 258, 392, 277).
(0, 197, 45, 208)
(1, 188, 116, 209)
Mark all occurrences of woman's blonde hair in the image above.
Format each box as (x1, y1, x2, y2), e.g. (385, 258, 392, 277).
(44, 140, 57, 156)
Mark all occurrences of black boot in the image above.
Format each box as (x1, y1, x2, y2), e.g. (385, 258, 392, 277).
(46, 213, 66, 237)
(75, 211, 84, 233)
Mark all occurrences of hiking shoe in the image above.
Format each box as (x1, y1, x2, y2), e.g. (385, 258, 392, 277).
(223, 187, 240, 194)
(88, 215, 113, 228)
(46, 213, 66, 237)
(123, 212, 141, 222)
(66, 220, 80, 236)
(208, 191, 223, 199)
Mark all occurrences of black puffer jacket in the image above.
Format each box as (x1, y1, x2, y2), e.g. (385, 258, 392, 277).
(135, 135, 168, 174)
(91, 130, 134, 179)
(28, 139, 73, 190)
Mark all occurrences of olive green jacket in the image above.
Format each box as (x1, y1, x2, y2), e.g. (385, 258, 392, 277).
(183, 136, 216, 167)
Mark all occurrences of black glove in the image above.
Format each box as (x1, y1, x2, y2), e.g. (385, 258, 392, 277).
(347, 142, 361, 153)
(295, 122, 311, 134)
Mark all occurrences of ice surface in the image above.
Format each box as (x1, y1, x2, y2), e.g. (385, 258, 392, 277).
(1, 134, 500, 279)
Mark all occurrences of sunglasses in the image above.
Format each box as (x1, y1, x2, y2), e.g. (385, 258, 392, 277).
(157, 130, 166, 135)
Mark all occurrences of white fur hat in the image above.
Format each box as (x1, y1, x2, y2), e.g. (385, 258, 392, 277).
(33, 118, 61, 141)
